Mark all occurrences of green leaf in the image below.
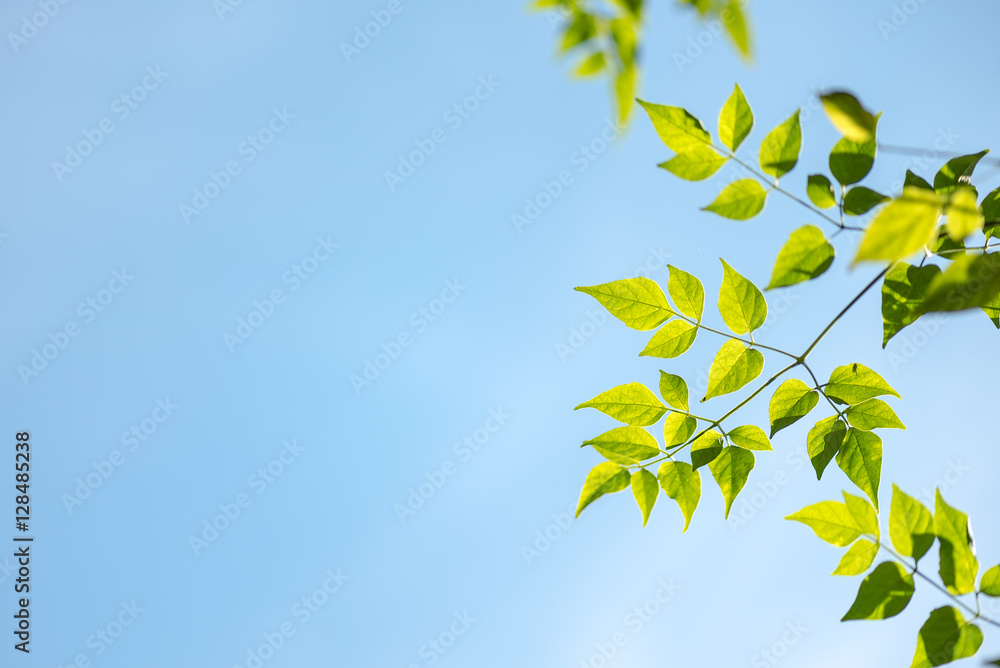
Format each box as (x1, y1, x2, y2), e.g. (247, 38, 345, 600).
(889, 485, 935, 562)
(690, 429, 724, 469)
(910, 607, 983, 668)
(718, 259, 768, 334)
(663, 412, 697, 448)
(638, 100, 711, 153)
(786, 500, 862, 547)
(845, 398, 905, 431)
(830, 134, 876, 186)
(980, 565, 1000, 596)
(768, 379, 819, 436)
(833, 539, 879, 576)
(905, 170, 934, 191)
(657, 461, 701, 532)
(576, 383, 668, 426)
(820, 91, 877, 143)
(631, 468, 658, 526)
(934, 150, 990, 196)
(825, 363, 900, 405)
(708, 445, 754, 519)
(854, 187, 943, 264)
(806, 174, 836, 209)
(703, 179, 767, 220)
(843, 186, 889, 216)
(640, 320, 698, 358)
(842, 562, 914, 621)
(614, 63, 637, 125)
(728, 425, 771, 451)
(917, 252, 1000, 314)
(767, 224, 835, 289)
(844, 491, 880, 539)
(658, 371, 689, 412)
(575, 462, 631, 516)
(704, 340, 764, 401)
(659, 145, 727, 181)
(574, 51, 606, 77)
(935, 490, 978, 596)
(981, 290, 1000, 329)
(759, 111, 801, 179)
(721, 0, 751, 58)
(561, 11, 597, 51)
(836, 428, 882, 510)
(583, 426, 661, 465)
(882, 262, 942, 347)
(807, 416, 846, 480)
(719, 83, 753, 152)
(667, 265, 705, 321)
(576, 278, 673, 330)
(945, 186, 984, 241)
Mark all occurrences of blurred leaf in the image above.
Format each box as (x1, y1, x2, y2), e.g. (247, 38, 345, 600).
(854, 187, 942, 264)
(910, 607, 983, 668)
(844, 186, 889, 216)
(917, 252, 1000, 314)
(721, 0, 751, 59)
(820, 91, 877, 142)
(659, 145, 728, 181)
(934, 150, 989, 196)
(830, 134, 877, 186)
(881, 262, 942, 346)
(574, 51, 606, 77)
(945, 186, 984, 241)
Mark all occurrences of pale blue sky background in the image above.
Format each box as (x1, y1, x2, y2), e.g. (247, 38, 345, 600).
(1, 0, 998, 666)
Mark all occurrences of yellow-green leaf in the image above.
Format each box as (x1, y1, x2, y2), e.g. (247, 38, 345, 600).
(806, 174, 836, 209)
(980, 565, 1000, 596)
(830, 134, 877, 186)
(704, 339, 764, 401)
(854, 187, 942, 264)
(935, 490, 978, 596)
(768, 379, 819, 436)
(767, 224, 834, 289)
(842, 561, 914, 620)
(718, 259, 768, 334)
(759, 111, 801, 179)
(719, 83, 753, 152)
(708, 445, 754, 519)
(836, 428, 882, 510)
(843, 186, 889, 216)
(576, 383, 668, 426)
(631, 468, 658, 526)
(845, 398, 905, 431)
(658, 371, 689, 412)
(825, 363, 900, 405)
(576, 462, 631, 516)
(833, 539, 879, 576)
(703, 179, 768, 220)
(658, 460, 701, 532)
(640, 320, 698, 358)
(728, 424, 771, 451)
(663, 412, 697, 448)
(807, 416, 846, 480)
(934, 150, 990, 196)
(721, 0, 751, 59)
(820, 91, 877, 143)
(844, 491, 880, 539)
(910, 607, 983, 668)
(881, 262, 942, 347)
(945, 186, 984, 241)
(583, 426, 661, 465)
(638, 99, 711, 153)
(889, 485, 935, 562)
(667, 265, 705, 321)
(917, 252, 1000, 314)
(690, 429, 723, 469)
(659, 145, 727, 181)
(786, 500, 862, 547)
(576, 277, 673, 330)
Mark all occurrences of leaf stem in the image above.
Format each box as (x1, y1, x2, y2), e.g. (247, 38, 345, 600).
(677, 315, 798, 360)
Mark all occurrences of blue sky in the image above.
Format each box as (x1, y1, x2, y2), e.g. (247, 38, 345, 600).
(1, 0, 998, 666)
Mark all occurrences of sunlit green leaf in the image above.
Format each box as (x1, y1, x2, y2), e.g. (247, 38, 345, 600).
(854, 187, 942, 264)
(704, 339, 764, 401)
(583, 426, 661, 465)
(842, 562, 914, 621)
(820, 91, 877, 143)
(934, 150, 990, 196)
(728, 424, 771, 451)
(836, 428, 882, 510)
(845, 398, 905, 431)
(945, 186, 984, 241)
(843, 186, 889, 216)
(759, 111, 801, 179)
(631, 468, 658, 526)
(663, 412, 697, 447)
(833, 539, 879, 576)
(786, 499, 862, 546)
(721, 0, 751, 58)
(719, 83, 753, 152)
(917, 252, 1000, 314)
(882, 262, 942, 347)
(659, 145, 728, 181)
(844, 491, 880, 539)
(718, 259, 768, 334)
(769, 379, 819, 436)
(574, 51, 606, 77)
(905, 170, 933, 191)
(825, 363, 900, 405)
(667, 265, 705, 321)
(806, 174, 836, 209)
(703, 179, 768, 220)
(889, 485, 935, 562)
(576, 383, 668, 426)
(614, 63, 637, 125)
(640, 320, 698, 358)
(910, 607, 983, 668)
(981, 565, 1000, 596)
(576, 462, 631, 516)
(807, 416, 846, 480)
(708, 445, 754, 519)
(690, 429, 724, 469)
(658, 371, 689, 412)
(935, 490, 978, 596)
(830, 134, 876, 186)
(767, 224, 835, 289)
(638, 99, 711, 153)
(658, 460, 701, 532)
(576, 277, 673, 330)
